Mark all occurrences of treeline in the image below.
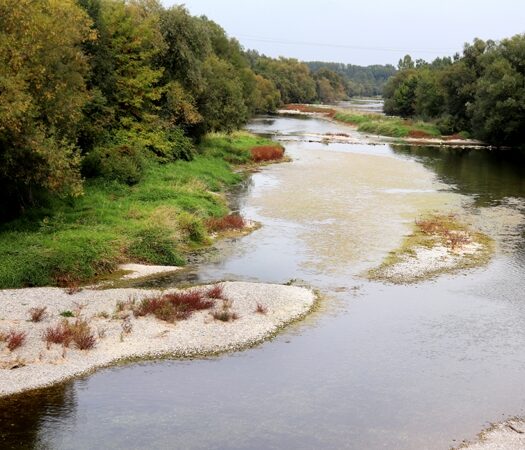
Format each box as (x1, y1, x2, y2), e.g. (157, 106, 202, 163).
(383, 34, 525, 146)
(1, 0, 356, 219)
(307, 62, 397, 97)
(0, 0, 280, 218)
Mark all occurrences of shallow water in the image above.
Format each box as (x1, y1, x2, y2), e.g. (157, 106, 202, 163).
(2, 116, 525, 450)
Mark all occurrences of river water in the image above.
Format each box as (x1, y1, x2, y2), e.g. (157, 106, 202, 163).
(1, 116, 525, 449)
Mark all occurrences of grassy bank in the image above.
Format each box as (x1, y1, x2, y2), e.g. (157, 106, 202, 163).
(0, 132, 282, 289)
(334, 111, 443, 139)
(281, 104, 470, 140)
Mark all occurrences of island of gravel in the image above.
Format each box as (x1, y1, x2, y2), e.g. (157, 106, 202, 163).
(367, 214, 493, 284)
(0, 281, 317, 398)
(455, 418, 525, 450)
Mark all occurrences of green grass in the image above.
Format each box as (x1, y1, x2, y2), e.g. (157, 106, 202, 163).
(0, 132, 277, 288)
(334, 111, 441, 138)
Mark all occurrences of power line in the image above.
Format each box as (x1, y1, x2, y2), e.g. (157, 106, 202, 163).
(236, 34, 458, 54)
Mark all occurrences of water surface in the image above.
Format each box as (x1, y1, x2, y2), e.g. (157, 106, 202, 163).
(1, 116, 525, 450)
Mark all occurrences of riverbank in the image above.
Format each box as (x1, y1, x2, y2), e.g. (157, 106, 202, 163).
(0, 132, 284, 289)
(0, 281, 317, 398)
(279, 104, 487, 147)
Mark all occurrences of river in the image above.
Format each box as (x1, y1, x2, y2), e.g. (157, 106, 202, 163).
(1, 115, 525, 449)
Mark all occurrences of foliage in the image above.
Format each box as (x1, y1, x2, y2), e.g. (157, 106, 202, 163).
(0, 0, 92, 216)
(383, 34, 525, 146)
(83, 142, 145, 185)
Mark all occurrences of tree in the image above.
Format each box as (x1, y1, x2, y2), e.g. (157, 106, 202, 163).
(469, 34, 525, 145)
(197, 56, 249, 132)
(0, 0, 92, 214)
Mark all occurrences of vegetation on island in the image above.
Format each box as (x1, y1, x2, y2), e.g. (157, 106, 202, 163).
(368, 214, 493, 284)
(383, 34, 525, 146)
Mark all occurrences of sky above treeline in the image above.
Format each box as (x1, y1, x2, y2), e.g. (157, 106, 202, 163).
(162, 0, 524, 66)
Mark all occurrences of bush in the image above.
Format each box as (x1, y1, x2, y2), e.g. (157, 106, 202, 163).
(206, 214, 245, 232)
(146, 128, 195, 162)
(83, 143, 145, 185)
(127, 228, 185, 266)
(178, 212, 208, 243)
(134, 290, 215, 322)
(43, 319, 96, 350)
(251, 146, 284, 162)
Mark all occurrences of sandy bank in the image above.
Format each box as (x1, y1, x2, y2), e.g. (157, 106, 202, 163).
(0, 281, 316, 398)
(456, 419, 525, 449)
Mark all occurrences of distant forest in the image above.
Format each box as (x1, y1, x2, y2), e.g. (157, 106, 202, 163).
(307, 62, 397, 97)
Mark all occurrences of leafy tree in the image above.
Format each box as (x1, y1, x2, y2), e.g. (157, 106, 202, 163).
(469, 35, 525, 145)
(197, 56, 249, 132)
(0, 0, 92, 214)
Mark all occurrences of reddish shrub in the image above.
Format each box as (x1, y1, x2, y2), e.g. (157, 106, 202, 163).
(71, 321, 97, 350)
(255, 303, 268, 315)
(43, 319, 96, 350)
(6, 330, 27, 351)
(28, 306, 47, 322)
(250, 146, 284, 162)
(44, 322, 72, 347)
(408, 130, 431, 138)
(207, 214, 245, 232)
(134, 291, 215, 323)
(207, 285, 224, 299)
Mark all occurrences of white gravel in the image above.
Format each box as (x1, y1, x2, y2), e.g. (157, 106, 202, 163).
(0, 281, 316, 398)
(119, 263, 182, 279)
(456, 419, 525, 450)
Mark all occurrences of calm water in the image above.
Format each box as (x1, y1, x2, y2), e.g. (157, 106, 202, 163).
(1, 116, 525, 450)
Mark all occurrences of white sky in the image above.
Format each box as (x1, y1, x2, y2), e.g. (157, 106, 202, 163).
(162, 0, 525, 66)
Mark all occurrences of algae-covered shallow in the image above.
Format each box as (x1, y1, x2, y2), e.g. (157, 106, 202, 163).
(1, 115, 525, 450)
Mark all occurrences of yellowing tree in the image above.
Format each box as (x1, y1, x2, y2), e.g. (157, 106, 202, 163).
(0, 0, 93, 214)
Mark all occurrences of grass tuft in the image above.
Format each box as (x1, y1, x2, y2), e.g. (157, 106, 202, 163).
(43, 319, 96, 350)
(28, 306, 47, 323)
(206, 284, 224, 299)
(5, 330, 27, 351)
(255, 303, 268, 315)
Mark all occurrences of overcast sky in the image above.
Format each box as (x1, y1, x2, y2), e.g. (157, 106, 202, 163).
(162, 0, 524, 66)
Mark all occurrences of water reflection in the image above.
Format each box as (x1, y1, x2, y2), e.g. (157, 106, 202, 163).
(391, 145, 525, 206)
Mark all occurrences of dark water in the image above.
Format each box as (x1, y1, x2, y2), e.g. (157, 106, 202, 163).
(2, 117, 525, 450)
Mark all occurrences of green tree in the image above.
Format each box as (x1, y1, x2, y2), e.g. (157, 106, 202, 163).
(0, 0, 92, 214)
(469, 34, 525, 145)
